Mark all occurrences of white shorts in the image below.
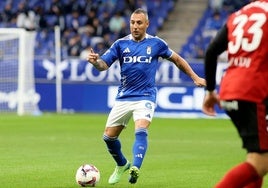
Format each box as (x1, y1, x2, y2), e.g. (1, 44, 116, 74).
(105, 100, 156, 127)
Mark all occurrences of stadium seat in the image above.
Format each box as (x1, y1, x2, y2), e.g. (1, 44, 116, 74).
(1, 0, 175, 58)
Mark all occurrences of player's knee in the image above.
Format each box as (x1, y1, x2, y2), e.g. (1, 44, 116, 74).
(104, 126, 124, 137)
(263, 153, 268, 174)
(103, 134, 118, 143)
(247, 152, 268, 176)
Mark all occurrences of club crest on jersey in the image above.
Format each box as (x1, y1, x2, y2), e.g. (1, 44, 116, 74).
(146, 46, 151, 55)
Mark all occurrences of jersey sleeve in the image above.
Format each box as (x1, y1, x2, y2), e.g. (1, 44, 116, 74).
(204, 24, 228, 91)
(100, 40, 120, 67)
(156, 37, 173, 59)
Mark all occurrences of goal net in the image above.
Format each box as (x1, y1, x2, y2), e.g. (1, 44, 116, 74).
(0, 28, 40, 115)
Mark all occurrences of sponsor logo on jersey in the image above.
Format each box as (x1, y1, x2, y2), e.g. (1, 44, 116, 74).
(123, 56, 152, 63)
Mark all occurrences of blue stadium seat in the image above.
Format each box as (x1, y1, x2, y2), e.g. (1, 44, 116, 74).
(1, 0, 175, 58)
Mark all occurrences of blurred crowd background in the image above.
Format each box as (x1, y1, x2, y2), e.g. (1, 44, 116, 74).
(180, 0, 250, 59)
(0, 0, 249, 60)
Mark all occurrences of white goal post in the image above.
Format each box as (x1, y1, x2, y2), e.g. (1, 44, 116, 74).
(0, 28, 40, 115)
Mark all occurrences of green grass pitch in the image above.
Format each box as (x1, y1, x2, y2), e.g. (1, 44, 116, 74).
(0, 113, 267, 188)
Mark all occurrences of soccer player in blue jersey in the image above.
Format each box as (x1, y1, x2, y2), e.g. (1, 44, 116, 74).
(87, 8, 206, 185)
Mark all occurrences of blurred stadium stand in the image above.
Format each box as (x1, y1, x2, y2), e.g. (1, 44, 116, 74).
(157, 0, 207, 55)
(0, 0, 251, 60)
(179, 0, 250, 59)
(0, 0, 175, 59)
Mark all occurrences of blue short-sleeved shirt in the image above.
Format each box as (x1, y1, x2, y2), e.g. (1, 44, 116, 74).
(101, 34, 173, 103)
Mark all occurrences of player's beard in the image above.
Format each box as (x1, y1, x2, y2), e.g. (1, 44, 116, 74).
(131, 31, 144, 41)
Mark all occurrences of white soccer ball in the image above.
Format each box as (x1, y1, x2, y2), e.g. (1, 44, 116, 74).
(75, 164, 100, 187)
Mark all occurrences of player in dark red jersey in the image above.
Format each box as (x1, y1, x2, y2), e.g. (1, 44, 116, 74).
(202, 0, 268, 187)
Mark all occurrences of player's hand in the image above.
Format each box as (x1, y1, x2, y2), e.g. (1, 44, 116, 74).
(194, 77, 206, 87)
(202, 91, 220, 116)
(87, 48, 99, 65)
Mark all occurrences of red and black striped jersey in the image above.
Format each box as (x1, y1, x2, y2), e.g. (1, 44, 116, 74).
(205, 0, 268, 103)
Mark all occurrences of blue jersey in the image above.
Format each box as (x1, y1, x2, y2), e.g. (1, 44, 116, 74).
(101, 34, 173, 103)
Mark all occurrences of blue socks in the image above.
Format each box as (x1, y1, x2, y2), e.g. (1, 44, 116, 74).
(103, 135, 127, 166)
(132, 128, 148, 169)
(103, 128, 148, 169)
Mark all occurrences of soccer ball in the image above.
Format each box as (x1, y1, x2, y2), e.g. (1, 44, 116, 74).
(75, 164, 100, 187)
